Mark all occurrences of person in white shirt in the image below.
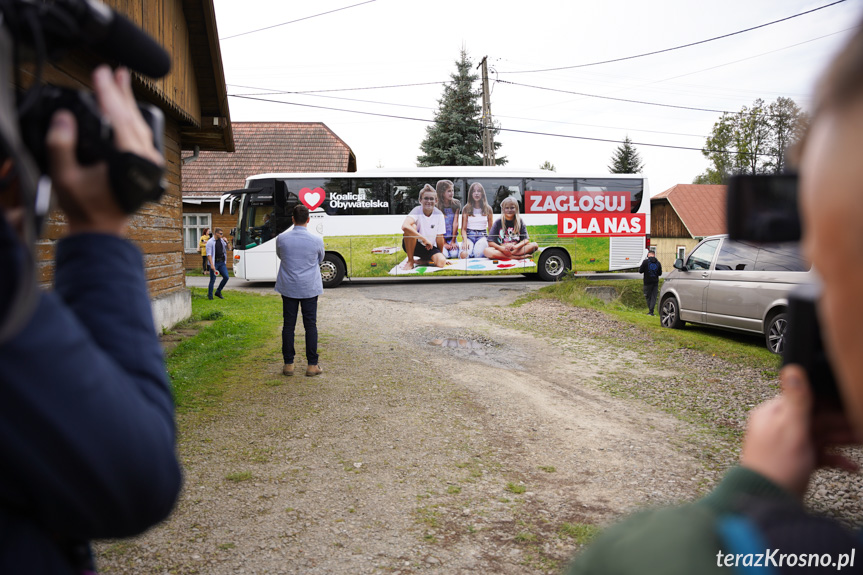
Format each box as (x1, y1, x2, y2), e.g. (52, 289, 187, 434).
(401, 184, 447, 270)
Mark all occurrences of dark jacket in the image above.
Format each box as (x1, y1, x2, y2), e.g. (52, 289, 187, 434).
(0, 224, 182, 573)
(639, 255, 662, 285)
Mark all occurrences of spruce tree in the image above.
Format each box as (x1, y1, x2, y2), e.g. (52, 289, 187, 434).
(608, 136, 644, 174)
(417, 49, 505, 166)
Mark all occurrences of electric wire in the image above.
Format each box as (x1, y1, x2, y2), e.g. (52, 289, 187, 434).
(228, 94, 778, 157)
(499, 0, 848, 73)
(221, 0, 378, 41)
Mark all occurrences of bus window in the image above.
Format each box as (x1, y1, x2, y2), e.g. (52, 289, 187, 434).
(390, 178, 426, 215)
(351, 179, 391, 215)
(577, 178, 643, 213)
(468, 178, 523, 213)
(525, 178, 575, 192)
(282, 178, 350, 216)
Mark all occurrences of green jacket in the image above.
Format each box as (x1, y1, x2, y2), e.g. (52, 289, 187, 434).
(566, 467, 793, 575)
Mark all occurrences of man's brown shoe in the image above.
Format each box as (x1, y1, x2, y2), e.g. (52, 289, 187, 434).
(282, 363, 294, 376)
(305, 364, 322, 377)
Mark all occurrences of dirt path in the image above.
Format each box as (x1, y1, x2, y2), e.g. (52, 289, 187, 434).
(95, 285, 730, 574)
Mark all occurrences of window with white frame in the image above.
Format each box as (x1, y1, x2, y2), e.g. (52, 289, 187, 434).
(676, 246, 686, 260)
(183, 213, 211, 253)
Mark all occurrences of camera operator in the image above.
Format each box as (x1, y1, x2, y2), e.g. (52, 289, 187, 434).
(0, 66, 181, 573)
(567, 21, 863, 575)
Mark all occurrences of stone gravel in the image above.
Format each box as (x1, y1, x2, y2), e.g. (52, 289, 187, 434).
(93, 287, 862, 574)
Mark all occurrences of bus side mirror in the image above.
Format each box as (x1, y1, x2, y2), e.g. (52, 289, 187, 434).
(229, 196, 236, 215)
(274, 180, 288, 208)
(673, 258, 686, 271)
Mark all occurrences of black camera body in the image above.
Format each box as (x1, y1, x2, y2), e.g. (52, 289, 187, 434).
(19, 85, 164, 173)
(727, 175, 841, 409)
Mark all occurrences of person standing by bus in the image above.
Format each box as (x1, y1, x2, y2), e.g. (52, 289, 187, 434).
(276, 205, 324, 377)
(206, 228, 230, 300)
(199, 227, 211, 274)
(436, 179, 461, 259)
(401, 184, 447, 270)
(639, 246, 662, 316)
(461, 182, 494, 259)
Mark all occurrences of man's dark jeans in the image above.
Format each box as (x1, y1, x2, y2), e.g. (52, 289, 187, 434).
(643, 282, 658, 314)
(282, 295, 319, 365)
(208, 260, 229, 298)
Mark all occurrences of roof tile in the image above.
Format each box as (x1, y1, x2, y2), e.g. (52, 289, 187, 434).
(182, 122, 355, 195)
(653, 184, 727, 237)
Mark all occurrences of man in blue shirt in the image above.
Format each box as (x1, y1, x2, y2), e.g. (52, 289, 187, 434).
(275, 205, 325, 377)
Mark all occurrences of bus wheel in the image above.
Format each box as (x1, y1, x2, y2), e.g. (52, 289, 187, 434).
(320, 254, 345, 288)
(537, 249, 570, 282)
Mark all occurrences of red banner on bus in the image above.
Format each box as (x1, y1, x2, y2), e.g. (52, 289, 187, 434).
(557, 213, 646, 237)
(526, 191, 630, 213)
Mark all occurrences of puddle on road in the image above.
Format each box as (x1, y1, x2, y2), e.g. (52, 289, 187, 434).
(429, 338, 485, 352)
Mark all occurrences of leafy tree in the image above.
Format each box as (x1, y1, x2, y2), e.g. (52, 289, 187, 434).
(417, 49, 506, 166)
(539, 160, 556, 171)
(696, 97, 807, 183)
(608, 136, 644, 173)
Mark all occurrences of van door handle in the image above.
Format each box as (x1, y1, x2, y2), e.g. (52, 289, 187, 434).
(701, 272, 709, 278)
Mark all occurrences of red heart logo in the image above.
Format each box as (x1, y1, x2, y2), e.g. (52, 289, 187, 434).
(299, 187, 325, 211)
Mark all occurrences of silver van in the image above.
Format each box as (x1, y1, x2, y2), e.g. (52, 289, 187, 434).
(658, 234, 812, 353)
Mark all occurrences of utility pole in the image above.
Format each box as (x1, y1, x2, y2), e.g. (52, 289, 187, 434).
(477, 56, 495, 166)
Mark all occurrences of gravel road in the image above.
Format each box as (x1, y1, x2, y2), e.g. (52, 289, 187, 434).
(95, 280, 862, 574)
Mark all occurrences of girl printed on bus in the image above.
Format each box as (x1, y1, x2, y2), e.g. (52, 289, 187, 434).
(199, 227, 211, 273)
(460, 182, 493, 259)
(484, 196, 538, 260)
(436, 179, 461, 259)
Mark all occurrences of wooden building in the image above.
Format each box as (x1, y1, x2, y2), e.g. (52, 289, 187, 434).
(181, 122, 356, 270)
(650, 184, 727, 269)
(27, 0, 233, 330)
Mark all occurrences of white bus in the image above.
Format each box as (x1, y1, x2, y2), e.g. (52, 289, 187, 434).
(224, 167, 650, 288)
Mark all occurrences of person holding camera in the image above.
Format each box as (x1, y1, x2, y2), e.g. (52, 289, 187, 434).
(0, 66, 182, 573)
(567, 22, 863, 575)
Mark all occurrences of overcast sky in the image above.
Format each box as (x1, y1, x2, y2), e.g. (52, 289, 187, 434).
(212, 0, 861, 196)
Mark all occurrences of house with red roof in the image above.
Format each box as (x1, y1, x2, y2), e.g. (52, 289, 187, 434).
(181, 122, 356, 270)
(650, 184, 727, 269)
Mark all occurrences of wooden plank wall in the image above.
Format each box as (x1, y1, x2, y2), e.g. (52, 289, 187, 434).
(106, 0, 202, 125)
(31, 0, 205, 302)
(650, 201, 691, 239)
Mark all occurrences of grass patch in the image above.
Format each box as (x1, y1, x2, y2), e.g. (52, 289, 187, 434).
(166, 288, 282, 413)
(447, 485, 462, 495)
(558, 522, 601, 544)
(506, 482, 526, 494)
(514, 531, 538, 543)
(523, 277, 778, 369)
(225, 471, 253, 482)
(538, 465, 556, 473)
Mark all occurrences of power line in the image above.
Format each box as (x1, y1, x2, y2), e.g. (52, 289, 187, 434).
(498, 79, 775, 116)
(227, 80, 448, 93)
(228, 82, 707, 138)
(500, 0, 848, 74)
(220, 0, 378, 41)
(228, 94, 778, 156)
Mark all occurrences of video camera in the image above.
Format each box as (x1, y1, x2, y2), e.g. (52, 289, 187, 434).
(727, 175, 841, 410)
(0, 0, 171, 342)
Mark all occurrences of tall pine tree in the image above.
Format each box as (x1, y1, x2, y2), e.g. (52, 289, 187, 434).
(417, 49, 505, 166)
(608, 136, 644, 173)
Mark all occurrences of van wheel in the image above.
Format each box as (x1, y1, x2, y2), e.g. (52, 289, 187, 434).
(660, 296, 685, 329)
(320, 254, 345, 288)
(537, 249, 570, 282)
(765, 312, 788, 354)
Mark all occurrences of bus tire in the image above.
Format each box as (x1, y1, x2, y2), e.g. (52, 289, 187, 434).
(537, 249, 570, 282)
(320, 253, 345, 288)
